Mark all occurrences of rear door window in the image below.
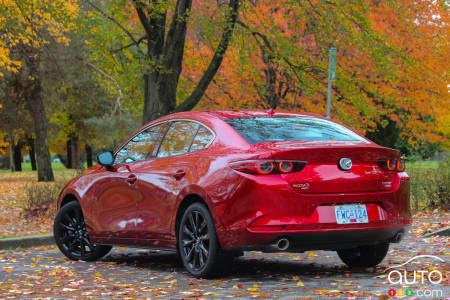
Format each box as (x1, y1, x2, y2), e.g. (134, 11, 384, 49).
(157, 121, 199, 158)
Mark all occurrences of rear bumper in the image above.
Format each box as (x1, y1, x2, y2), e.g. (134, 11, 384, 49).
(214, 171, 411, 249)
(228, 226, 407, 252)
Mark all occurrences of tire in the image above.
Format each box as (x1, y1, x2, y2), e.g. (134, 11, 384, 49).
(54, 201, 112, 261)
(337, 242, 389, 268)
(177, 202, 230, 278)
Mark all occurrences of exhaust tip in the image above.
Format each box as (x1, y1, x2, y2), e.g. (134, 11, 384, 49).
(277, 238, 290, 251)
(392, 232, 404, 243)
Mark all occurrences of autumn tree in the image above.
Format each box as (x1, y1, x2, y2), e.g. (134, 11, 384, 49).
(83, 0, 239, 124)
(188, 0, 448, 154)
(0, 0, 79, 181)
(0, 73, 35, 171)
(42, 34, 113, 169)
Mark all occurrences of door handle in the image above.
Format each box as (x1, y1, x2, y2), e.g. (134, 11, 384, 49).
(173, 170, 186, 180)
(127, 174, 137, 184)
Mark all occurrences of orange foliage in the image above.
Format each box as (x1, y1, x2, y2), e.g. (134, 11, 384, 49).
(181, 0, 449, 149)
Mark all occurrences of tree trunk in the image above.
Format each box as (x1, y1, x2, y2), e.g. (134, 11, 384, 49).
(143, 73, 174, 123)
(71, 133, 81, 169)
(86, 144, 93, 167)
(66, 138, 72, 168)
(8, 128, 15, 172)
(26, 50, 54, 181)
(138, 0, 239, 123)
(27, 136, 37, 171)
(13, 141, 22, 172)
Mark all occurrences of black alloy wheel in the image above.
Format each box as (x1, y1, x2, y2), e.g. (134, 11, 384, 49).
(178, 202, 228, 278)
(54, 201, 112, 261)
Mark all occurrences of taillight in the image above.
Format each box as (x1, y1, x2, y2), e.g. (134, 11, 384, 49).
(279, 161, 293, 173)
(377, 158, 406, 172)
(387, 159, 397, 171)
(396, 158, 405, 171)
(230, 160, 306, 175)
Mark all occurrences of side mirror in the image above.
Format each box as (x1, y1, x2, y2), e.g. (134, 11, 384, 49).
(97, 151, 114, 169)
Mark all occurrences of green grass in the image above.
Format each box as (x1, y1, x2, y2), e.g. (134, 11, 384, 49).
(407, 160, 440, 168)
(408, 160, 449, 210)
(0, 162, 92, 172)
(0, 162, 69, 173)
(21, 162, 67, 171)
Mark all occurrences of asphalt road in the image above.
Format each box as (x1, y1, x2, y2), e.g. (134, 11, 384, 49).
(0, 224, 448, 298)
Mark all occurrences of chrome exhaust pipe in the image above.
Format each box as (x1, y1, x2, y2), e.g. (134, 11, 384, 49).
(392, 232, 404, 243)
(277, 238, 290, 251)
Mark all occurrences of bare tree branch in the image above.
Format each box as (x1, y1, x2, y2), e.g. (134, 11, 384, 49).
(174, 0, 240, 112)
(132, 0, 167, 59)
(84, 0, 145, 56)
(110, 36, 147, 53)
(133, 0, 152, 37)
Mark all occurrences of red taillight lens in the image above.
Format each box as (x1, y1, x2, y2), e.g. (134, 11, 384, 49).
(256, 161, 274, 175)
(279, 161, 293, 173)
(377, 158, 406, 172)
(230, 160, 306, 175)
(387, 159, 397, 171)
(396, 158, 405, 171)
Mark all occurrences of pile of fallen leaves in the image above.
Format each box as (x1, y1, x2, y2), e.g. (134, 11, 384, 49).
(0, 170, 76, 237)
(20, 182, 64, 218)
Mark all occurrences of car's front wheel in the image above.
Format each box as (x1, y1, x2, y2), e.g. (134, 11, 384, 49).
(54, 201, 112, 261)
(178, 202, 229, 278)
(337, 242, 389, 268)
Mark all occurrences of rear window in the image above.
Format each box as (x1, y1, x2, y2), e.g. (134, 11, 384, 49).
(225, 117, 366, 144)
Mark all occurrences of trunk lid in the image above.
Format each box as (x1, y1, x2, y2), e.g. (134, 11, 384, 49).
(253, 141, 400, 194)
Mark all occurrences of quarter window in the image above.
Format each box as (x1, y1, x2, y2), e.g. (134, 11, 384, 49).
(115, 123, 168, 164)
(157, 121, 199, 158)
(190, 126, 214, 152)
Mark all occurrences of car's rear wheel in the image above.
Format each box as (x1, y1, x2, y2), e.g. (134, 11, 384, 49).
(54, 201, 112, 261)
(337, 242, 389, 268)
(178, 202, 229, 278)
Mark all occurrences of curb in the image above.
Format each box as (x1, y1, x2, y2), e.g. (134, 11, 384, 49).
(422, 227, 450, 238)
(0, 234, 54, 250)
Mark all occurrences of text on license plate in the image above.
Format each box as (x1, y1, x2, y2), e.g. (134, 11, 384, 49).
(334, 204, 368, 224)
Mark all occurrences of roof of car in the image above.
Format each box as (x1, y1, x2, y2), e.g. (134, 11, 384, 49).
(202, 109, 325, 120)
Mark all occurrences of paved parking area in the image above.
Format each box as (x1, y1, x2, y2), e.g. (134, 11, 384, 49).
(0, 221, 448, 298)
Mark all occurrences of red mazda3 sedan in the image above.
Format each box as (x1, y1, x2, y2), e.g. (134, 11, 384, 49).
(54, 110, 411, 277)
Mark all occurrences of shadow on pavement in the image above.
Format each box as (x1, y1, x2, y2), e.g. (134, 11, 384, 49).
(100, 249, 380, 280)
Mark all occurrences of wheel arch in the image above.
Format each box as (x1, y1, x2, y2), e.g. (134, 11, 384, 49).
(59, 194, 79, 209)
(174, 193, 226, 248)
(174, 194, 209, 237)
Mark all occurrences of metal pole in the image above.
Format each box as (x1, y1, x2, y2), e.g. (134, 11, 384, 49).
(326, 71, 332, 118)
(326, 47, 336, 118)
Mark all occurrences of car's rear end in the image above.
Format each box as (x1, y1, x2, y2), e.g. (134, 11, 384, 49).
(214, 114, 410, 261)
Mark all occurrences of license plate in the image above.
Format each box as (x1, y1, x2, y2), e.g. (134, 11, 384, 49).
(334, 204, 368, 224)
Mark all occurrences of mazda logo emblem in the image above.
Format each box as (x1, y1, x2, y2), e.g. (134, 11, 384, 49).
(339, 158, 352, 170)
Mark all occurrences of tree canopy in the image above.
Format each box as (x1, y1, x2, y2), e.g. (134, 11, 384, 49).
(0, 0, 448, 178)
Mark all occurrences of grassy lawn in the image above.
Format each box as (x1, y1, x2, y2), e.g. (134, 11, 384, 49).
(0, 162, 91, 173)
(407, 160, 440, 168)
(407, 159, 448, 210)
(21, 162, 67, 171)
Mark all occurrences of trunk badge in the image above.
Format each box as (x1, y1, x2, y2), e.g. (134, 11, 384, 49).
(339, 158, 352, 170)
(292, 183, 309, 190)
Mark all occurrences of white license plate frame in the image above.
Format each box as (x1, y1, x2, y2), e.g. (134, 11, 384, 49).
(334, 204, 369, 224)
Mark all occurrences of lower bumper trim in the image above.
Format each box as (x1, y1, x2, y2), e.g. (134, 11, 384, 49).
(229, 227, 406, 252)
